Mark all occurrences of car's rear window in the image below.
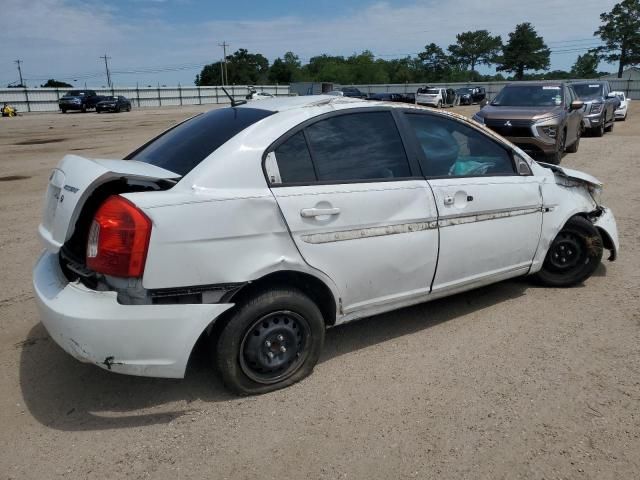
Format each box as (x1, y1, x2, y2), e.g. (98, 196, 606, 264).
(127, 107, 274, 176)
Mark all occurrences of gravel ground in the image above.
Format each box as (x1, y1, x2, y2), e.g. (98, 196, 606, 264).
(0, 103, 638, 480)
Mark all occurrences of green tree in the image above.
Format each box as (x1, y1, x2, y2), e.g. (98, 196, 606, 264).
(594, 0, 640, 78)
(497, 23, 551, 80)
(448, 30, 502, 74)
(269, 52, 301, 83)
(571, 53, 600, 78)
(195, 49, 269, 86)
(195, 62, 224, 86)
(41, 79, 73, 88)
(417, 43, 451, 82)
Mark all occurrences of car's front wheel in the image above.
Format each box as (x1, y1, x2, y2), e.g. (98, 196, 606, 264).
(547, 128, 566, 164)
(214, 288, 325, 395)
(535, 216, 603, 287)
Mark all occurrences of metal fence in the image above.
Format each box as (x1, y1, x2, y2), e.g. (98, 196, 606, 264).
(0, 85, 291, 113)
(340, 78, 640, 100)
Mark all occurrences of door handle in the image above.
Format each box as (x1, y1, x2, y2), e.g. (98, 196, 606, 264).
(300, 207, 341, 218)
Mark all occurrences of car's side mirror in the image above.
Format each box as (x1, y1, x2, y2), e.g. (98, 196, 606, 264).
(570, 100, 584, 110)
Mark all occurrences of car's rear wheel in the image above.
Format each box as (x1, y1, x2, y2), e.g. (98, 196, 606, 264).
(126, 105, 131, 112)
(437, 101, 442, 108)
(214, 288, 325, 395)
(535, 216, 603, 288)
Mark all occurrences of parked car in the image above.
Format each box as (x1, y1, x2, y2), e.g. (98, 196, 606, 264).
(472, 82, 584, 164)
(367, 92, 405, 102)
(416, 87, 446, 107)
(611, 91, 630, 121)
(337, 87, 367, 99)
(246, 89, 275, 100)
(570, 81, 618, 136)
(33, 96, 618, 395)
(59, 90, 102, 113)
(456, 87, 486, 105)
(96, 96, 132, 113)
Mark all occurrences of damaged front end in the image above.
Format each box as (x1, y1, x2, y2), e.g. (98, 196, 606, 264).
(537, 161, 619, 263)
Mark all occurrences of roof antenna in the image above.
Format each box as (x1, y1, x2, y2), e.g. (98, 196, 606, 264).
(221, 86, 246, 107)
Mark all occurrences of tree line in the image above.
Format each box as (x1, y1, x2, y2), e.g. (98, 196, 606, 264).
(196, 0, 639, 86)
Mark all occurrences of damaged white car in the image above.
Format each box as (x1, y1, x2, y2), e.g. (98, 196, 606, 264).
(33, 96, 619, 395)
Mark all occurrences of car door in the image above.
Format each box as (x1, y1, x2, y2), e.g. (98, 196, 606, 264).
(265, 109, 439, 315)
(401, 111, 543, 293)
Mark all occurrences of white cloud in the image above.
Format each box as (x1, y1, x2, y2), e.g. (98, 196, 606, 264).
(0, 0, 618, 87)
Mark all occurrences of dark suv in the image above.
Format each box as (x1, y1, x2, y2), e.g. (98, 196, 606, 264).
(456, 87, 486, 105)
(472, 82, 584, 164)
(570, 81, 619, 137)
(58, 90, 102, 113)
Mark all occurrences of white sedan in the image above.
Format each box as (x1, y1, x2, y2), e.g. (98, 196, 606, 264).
(612, 91, 630, 121)
(33, 96, 619, 394)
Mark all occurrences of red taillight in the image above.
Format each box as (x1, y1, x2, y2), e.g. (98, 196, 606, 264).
(86, 195, 151, 278)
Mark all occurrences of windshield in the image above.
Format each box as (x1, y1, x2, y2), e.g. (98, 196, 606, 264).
(572, 83, 604, 100)
(65, 90, 85, 96)
(457, 88, 474, 94)
(102, 96, 115, 101)
(127, 107, 274, 176)
(491, 85, 563, 107)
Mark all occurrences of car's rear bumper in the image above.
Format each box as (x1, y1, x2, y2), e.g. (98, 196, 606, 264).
(59, 103, 83, 111)
(33, 251, 233, 378)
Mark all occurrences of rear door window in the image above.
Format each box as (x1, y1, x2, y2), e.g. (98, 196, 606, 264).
(128, 107, 273, 176)
(305, 111, 411, 182)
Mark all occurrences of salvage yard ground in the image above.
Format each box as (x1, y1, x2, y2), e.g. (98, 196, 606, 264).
(0, 103, 638, 479)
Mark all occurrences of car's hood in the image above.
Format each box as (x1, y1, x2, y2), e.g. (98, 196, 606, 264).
(537, 162, 602, 187)
(479, 105, 564, 122)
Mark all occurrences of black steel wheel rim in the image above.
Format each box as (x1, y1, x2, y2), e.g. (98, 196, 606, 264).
(239, 310, 311, 384)
(546, 231, 585, 272)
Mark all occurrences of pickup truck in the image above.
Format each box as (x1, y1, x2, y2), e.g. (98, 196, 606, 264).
(58, 90, 103, 113)
(570, 81, 619, 137)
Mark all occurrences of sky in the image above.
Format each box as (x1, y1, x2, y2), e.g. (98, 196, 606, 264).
(0, 0, 619, 88)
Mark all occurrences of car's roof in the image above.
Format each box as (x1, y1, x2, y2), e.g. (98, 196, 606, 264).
(570, 80, 605, 85)
(506, 81, 565, 87)
(237, 95, 366, 112)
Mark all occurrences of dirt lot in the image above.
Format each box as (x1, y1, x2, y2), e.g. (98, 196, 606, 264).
(0, 103, 638, 480)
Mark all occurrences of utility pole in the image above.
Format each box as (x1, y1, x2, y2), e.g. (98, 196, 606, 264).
(218, 41, 229, 85)
(220, 58, 224, 85)
(14, 60, 24, 87)
(100, 54, 112, 89)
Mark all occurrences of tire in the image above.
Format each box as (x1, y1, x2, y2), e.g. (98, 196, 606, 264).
(547, 128, 566, 164)
(214, 288, 325, 395)
(535, 216, 603, 288)
(116, 106, 121, 113)
(593, 117, 605, 137)
(81, 104, 87, 113)
(126, 105, 131, 112)
(565, 126, 581, 153)
(61, 108, 67, 114)
(437, 101, 442, 108)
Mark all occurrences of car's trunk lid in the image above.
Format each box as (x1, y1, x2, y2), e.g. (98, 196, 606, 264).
(39, 154, 180, 253)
